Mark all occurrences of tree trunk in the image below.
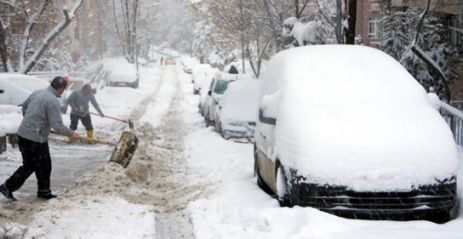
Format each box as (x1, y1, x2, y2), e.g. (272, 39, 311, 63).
(0, 18, 8, 72)
(335, 0, 343, 43)
(345, 0, 357, 44)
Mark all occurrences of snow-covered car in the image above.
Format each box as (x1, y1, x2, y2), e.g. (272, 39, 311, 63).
(215, 80, 261, 142)
(106, 61, 140, 88)
(192, 64, 216, 94)
(254, 45, 458, 223)
(180, 56, 197, 74)
(0, 73, 49, 106)
(204, 72, 245, 127)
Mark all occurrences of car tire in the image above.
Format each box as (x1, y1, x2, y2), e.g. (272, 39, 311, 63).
(276, 164, 291, 207)
(205, 115, 211, 127)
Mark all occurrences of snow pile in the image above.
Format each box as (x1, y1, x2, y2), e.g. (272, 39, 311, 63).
(221, 80, 262, 123)
(259, 45, 457, 191)
(0, 105, 22, 135)
(25, 196, 155, 239)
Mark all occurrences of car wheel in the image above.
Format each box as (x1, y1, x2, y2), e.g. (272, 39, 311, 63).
(254, 145, 272, 194)
(276, 164, 291, 207)
(205, 115, 211, 127)
(214, 120, 221, 132)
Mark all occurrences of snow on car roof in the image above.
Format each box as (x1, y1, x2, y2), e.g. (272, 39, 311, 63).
(0, 73, 48, 92)
(221, 80, 262, 122)
(261, 45, 457, 191)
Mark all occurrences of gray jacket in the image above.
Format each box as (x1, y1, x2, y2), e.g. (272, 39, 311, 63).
(17, 86, 74, 143)
(67, 89, 103, 117)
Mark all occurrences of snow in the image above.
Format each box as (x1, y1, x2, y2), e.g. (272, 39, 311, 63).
(220, 79, 262, 123)
(183, 63, 463, 238)
(258, 45, 457, 191)
(0, 73, 49, 105)
(25, 196, 155, 239)
(2, 55, 463, 238)
(0, 105, 22, 136)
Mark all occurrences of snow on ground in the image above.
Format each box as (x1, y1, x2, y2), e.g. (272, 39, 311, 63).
(0, 61, 162, 238)
(1, 58, 463, 238)
(25, 196, 155, 239)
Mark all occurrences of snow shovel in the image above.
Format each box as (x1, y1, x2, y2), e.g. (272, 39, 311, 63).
(50, 131, 138, 168)
(89, 112, 134, 129)
(108, 131, 139, 168)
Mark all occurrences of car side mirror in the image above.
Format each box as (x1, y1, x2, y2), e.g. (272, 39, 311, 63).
(0, 89, 4, 94)
(259, 108, 276, 125)
(208, 90, 212, 96)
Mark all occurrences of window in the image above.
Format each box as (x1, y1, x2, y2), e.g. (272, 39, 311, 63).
(213, 80, 232, 94)
(448, 15, 461, 48)
(368, 17, 380, 39)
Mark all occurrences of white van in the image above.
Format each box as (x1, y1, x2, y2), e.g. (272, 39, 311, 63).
(254, 45, 458, 222)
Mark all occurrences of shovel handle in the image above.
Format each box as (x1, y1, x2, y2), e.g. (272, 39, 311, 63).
(89, 112, 128, 123)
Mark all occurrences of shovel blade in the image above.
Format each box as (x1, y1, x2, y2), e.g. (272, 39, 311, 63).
(109, 131, 139, 168)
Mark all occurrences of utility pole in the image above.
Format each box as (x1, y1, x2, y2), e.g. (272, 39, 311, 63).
(239, 0, 246, 73)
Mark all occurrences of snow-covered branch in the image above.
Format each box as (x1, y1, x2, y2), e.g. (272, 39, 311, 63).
(19, 0, 50, 70)
(19, 0, 82, 73)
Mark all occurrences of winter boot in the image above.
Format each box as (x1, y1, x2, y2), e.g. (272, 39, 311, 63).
(87, 130, 96, 144)
(37, 189, 57, 200)
(0, 184, 17, 201)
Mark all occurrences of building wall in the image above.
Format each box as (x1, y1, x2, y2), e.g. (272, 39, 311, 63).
(355, 0, 382, 46)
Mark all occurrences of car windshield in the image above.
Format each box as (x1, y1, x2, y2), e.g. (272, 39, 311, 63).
(214, 80, 231, 94)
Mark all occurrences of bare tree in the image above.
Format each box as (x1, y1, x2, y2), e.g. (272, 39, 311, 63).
(0, 0, 83, 73)
(112, 0, 139, 64)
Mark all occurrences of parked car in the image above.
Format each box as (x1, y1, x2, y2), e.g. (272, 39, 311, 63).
(0, 73, 49, 106)
(192, 64, 216, 94)
(204, 72, 245, 127)
(106, 61, 139, 88)
(254, 45, 458, 223)
(165, 57, 176, 65)
(215, 80, 262, 142)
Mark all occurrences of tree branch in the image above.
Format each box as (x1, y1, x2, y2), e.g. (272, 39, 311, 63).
(20, 0, 82, 73)
(19, 0, 50, 70)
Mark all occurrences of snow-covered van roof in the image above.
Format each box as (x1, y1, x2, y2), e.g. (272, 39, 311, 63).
(259, 45, 457, 191)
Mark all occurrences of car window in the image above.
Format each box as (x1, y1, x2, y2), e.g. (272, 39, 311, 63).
(214, 80, 232, 94)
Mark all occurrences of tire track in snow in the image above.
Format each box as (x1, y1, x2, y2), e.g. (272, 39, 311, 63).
(124, 66, 212, 239)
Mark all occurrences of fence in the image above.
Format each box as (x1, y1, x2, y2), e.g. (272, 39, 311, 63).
(440, 100, 463, 145)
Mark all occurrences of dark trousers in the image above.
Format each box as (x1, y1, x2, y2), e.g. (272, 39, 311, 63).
(4, 136, 52, 193)
(70, 113, 93, 131)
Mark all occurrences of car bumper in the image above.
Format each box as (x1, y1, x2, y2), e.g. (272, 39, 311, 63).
(222, 123, 255, 142)
(291, 178, 457, 223)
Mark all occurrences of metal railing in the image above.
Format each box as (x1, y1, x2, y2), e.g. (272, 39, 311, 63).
(440, 100, 463, 145)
